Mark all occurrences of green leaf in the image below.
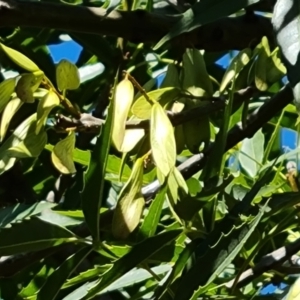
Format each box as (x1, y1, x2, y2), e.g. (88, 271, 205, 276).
(36, 90, 60, 134)
(81, 72, 117, 242)
(154, 241, 198, 300)
(151, 102, 176, 178)
(0, 202, 56, 228)
(0, 113, 44, 174)
(0, 217, 77, 256)
(56, 59, 80, 91)
(183, 114, 210, 154)
(112, 157, 145, 239)
(174, 205, 267, 300)
(0, 78, 16, 113)
(119, 128, 145, 153)
(255, 37, 270, 91)
(131, 87, 180, 119)
(154, 0, 260, 49)
(0, 43, 40, 72)
(112, 77, 134, 151)
(220, 48, 252, 93)
(0, 97, 23, 142)
(239, 129, 265, 178)
(63, 265, 111, 289)
(16, 72, 44, 103)
(83, 229, 182, 299)
(161, 64, 180, 88)
(37, 247, 91, 300)
(272, 0, 300, 111)
(51, 132, 76, 174)
(139, 184, 167, 239)
(182, 49, 213, 96)
(45, 143, 90, 166)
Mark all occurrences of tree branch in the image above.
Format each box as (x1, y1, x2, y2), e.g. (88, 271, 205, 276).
(142, 85, 293, 199)
(55, 87, 254, 133)
(226, 237, 300, 289)
(0, 0, 273, 51)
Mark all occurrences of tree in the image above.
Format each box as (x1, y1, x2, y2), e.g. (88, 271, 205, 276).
(0, 0, 299, 299)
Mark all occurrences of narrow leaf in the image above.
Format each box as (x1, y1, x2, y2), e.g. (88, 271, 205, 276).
(0, 78, 16, 113)
(81, 72, 117, 242)
(0, 43, 39, 72)
(37, 247, 91, 300)
(0, 217, 77, 256)
(174, 205, 267, 300)
(36, 90, 60, 134)
(0, 97, 23, 142)
(139, 184, 167, 239)
(84, 229, 182, 299)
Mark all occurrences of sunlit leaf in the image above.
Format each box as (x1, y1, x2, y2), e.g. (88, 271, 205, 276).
(0, 78, 16, 113)
(132, 87, 180, 119)
(112, 77, 134, 151)
(56, 59, 80, 91)
(0, 43, 40, 72)
(112, 157, 145, 239)
(51, 132, 76, 174)
(0, 97, 22, 142)
(120, 129, 145, 153)
(151, 102, 176, 178)
(36, 90, 60, 134)
(161, 64, 180, 88)
(220, 48, 251, 93)
(255, 37, 270, 91)
(239, 129, 265, 178)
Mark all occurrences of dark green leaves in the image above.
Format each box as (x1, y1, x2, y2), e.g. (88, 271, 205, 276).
(155, 0, 260, 49)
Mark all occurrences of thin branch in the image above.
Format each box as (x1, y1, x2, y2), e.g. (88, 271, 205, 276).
(54, 87, 255, 133)
(226, 237, 300, 289)
(0, 0, 273, 51)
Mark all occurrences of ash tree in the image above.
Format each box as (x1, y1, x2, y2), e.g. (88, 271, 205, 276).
(0, 0, 300, 299)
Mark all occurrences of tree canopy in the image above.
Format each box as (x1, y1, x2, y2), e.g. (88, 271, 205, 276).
(0, 0, 300, 299)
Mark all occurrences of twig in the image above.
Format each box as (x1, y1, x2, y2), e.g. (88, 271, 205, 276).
(225, 236, 300, 289)
(0, 0, 273, 51)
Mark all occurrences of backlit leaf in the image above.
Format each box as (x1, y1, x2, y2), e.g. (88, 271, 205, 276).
(112, 77, 134, 151)
(56, 59, 80, 91)
(36, 90, 60, 134)
(0, 97, 23, 142)
(0, 78, 15, 113)
(112, 157, 145, 239)
(151, 102, 176, 178)
(132, 87, 180, 119)
(182, 49, 213, 97)
(220, 48, 252, 93)
(52, 132, 76, 174)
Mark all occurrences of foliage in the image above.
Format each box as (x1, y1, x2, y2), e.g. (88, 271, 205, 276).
(0, 0, 299, 300)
